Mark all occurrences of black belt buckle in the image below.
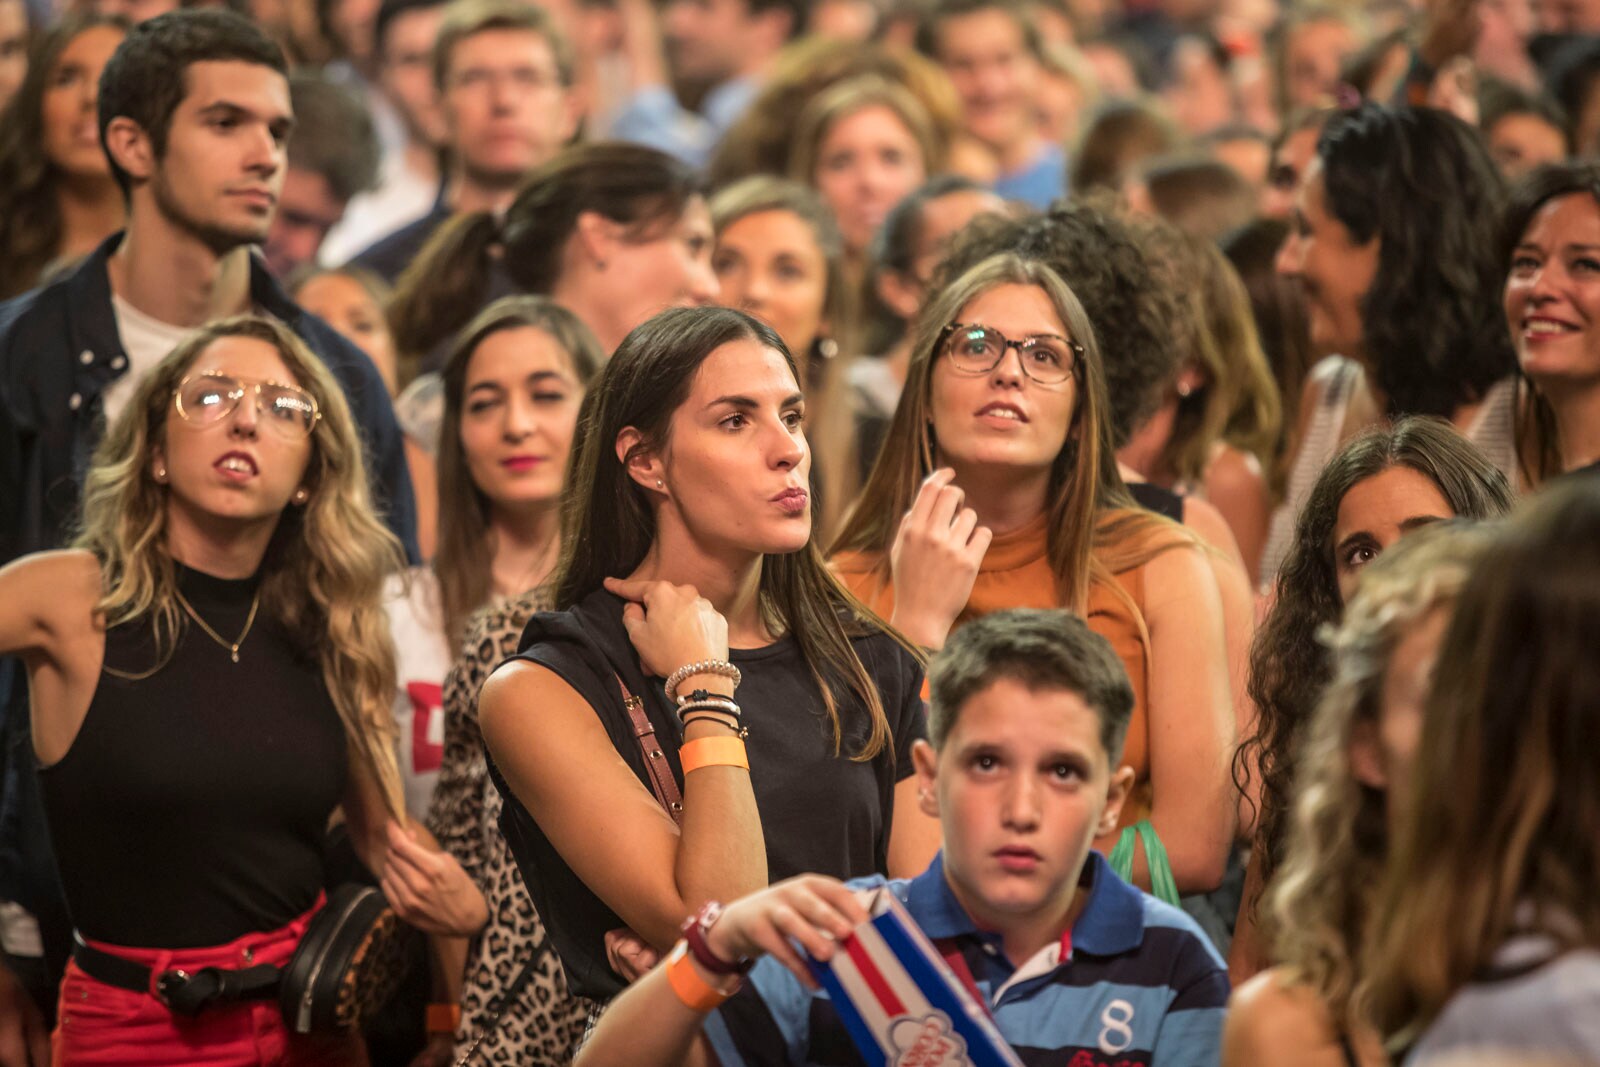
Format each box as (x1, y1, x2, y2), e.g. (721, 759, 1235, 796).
(155, 969, 194, 1013)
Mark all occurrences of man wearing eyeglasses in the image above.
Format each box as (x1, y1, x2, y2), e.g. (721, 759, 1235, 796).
(348, 0, 581, 284)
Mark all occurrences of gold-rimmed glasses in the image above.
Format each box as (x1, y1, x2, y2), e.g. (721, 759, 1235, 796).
(173, 372, 321, 438)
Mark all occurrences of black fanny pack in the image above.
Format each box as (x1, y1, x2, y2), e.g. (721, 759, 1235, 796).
(71, 884, 418, 1032)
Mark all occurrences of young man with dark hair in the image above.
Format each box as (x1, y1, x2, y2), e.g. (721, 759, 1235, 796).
(262, 71, 382, 276)
(0, 7, 416, 560)
(575, 609, 1230, 1066)
(318, 0, 448, 263)
(607, 0, 800, 168)
(0, 12, 418, 1041)
(915, 0, 1065, 209)
(349, 0, 580, 282)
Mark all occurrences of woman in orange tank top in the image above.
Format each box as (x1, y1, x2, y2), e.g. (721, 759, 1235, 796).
(830, 253, 1235, 894)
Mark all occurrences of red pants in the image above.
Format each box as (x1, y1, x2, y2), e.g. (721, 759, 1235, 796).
(52, 905, 367, 1067)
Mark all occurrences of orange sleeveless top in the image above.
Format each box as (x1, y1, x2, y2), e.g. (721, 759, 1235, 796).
(831, 514, 1153, 837)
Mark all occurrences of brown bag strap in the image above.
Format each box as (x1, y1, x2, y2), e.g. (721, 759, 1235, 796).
(616, 674, 683, 824)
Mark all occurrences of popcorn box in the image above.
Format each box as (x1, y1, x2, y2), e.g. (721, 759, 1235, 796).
(806, 887, 1024, 1067)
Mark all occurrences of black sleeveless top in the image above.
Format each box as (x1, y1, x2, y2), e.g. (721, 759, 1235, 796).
(39, 564, 347, 948)
(486, 588, 927, 1001)
(1128, 480, 1186, 522)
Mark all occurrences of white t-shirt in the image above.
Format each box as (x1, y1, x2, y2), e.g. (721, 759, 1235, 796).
(105, 294, 195, 422)
(383, 568, 454, 819)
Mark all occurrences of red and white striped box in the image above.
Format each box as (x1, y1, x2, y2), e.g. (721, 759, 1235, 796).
(806, 887, 1023, 1067)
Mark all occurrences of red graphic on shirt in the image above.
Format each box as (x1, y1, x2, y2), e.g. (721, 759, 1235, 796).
(408, 682, 444, 774)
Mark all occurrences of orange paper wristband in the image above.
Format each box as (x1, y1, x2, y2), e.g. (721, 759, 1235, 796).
(679, 736, 749, 775)
(666, 942, 734, 1012)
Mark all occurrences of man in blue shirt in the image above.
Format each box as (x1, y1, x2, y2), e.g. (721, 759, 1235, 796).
(575, 609, 1230, 1066)
(914, 0, 1067, 209)
(607, 0, 800, 169)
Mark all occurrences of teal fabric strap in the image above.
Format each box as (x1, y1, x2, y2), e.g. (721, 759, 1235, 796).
(1108, 820, 1181, 906)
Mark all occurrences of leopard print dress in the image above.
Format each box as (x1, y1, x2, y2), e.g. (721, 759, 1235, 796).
(425, 590, 591, 1064)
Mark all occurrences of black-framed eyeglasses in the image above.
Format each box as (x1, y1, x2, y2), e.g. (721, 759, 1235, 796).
(174, 372, 321, 438)
(937, 322, 1082, 385)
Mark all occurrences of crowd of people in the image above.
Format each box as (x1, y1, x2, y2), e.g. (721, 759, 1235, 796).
(0, 0, 1598, 1060)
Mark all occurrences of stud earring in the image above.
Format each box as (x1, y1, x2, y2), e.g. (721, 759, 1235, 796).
(293, 488, 309, 505)
(656, 479, 664, 488)
(154, 467, 166, 482)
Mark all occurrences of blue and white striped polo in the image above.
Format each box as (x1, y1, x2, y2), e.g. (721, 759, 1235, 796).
(703, 851, 1230, 1066)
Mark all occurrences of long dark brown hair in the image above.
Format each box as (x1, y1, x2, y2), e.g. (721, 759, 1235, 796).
(1238, 417, 1514, 904)
(388, 142, 704, 362)
(554, 305, 920, 760)
(433, 296, 603, 646)
(1500, 160, 1600, 486)
(1363, 481, 1600, 1047)
(0, 13, 128, 300)
(829, 253, 1191, 620)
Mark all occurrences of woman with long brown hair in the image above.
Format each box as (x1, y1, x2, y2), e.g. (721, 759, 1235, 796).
(1362, 481, 1600, 1061)
(830, 252, 1236, 895)
(477, 305, 938, 1011)
(0, 12, 127, 300)
(709, 176, 860, 536)
(0, 316, 472, 1062)
(1224, 522, 1494, 1067)
(1233, 418, 1514, 980)
(389, 297, 602, 1063)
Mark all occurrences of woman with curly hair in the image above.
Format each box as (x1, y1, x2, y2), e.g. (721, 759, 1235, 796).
(1263, 104, 1521, 586)
(1223, 522, 1493, 1067)
(830, 252, 1236, 895)
(0, 12, 127, 300)
(1232, 417, 1513, 980)
(0, 316, 470, 1062)
(1362, 480, 1600, 1062)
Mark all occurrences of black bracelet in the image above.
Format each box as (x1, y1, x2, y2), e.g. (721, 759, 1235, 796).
(678, 687, 735, 707)
(681, 712, 748, 738)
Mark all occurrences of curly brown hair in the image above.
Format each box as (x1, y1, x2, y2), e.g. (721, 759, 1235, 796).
(935, 201, 1180, 448)
(1237, 418, 1513, 908)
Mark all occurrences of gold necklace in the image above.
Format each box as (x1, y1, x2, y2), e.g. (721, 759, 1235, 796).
(174, 586, 262, 663)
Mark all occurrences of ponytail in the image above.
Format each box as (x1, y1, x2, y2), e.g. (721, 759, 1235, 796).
(388, 210, 500, 365)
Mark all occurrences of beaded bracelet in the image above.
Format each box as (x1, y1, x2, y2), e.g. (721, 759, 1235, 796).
(664, 660, 741, 704)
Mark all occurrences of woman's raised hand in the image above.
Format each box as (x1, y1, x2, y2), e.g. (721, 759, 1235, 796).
(889, 469, 992, 650)
(603, 578, 730, 680)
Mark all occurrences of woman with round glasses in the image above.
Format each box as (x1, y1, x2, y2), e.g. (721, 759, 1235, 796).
(0, 316, 476, 1061)
(830, 253, 1237, 895)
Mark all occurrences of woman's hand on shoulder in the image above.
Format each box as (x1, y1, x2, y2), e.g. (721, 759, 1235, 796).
(703, 875, 871, 989)
(602, 577, 729, 679)
(888, 469, 991, 650)
(0, 549, 100, 660)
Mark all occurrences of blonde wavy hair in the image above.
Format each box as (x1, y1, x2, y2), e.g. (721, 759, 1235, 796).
(830, 253, 1195, 628)
(73, 316, 406, 817)
(1264, 522, 1493, 1035)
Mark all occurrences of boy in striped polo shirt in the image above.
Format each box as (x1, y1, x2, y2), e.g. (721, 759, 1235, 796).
(576, 609, 1230, 1067)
